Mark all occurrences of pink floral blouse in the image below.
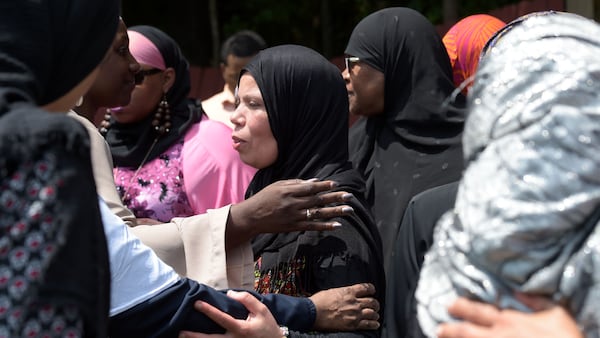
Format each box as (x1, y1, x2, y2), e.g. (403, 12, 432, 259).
(113, 118, 256, 223)
(114, 139, 193, 222)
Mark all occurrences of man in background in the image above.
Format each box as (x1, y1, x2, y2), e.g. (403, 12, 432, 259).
(202, 30, 266, 128)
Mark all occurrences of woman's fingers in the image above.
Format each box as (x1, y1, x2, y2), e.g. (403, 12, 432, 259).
(351, 283, 376, 299)
(278, 179, 354, 206)
(447, 297, 500, 327)
(192, 300, 238, 331)
(437, 322, 491, 338)
(225, 291, 269, 315)
(514, 293, 554, 311)
(355, 318, 381, 331)
(298, 205, 354, 221)
(279, 179, 337, 196)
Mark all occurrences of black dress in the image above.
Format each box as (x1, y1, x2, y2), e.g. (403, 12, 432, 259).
(383, 182, 459, 338)
(345, 7, 465, 270)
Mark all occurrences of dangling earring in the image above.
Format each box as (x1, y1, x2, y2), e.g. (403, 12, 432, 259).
(75, 96, 84, 107)
(99, 109, 111, 135)
(152, 93, 172, 135)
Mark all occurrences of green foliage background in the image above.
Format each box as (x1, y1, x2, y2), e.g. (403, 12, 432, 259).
(122, 0, 520, 66)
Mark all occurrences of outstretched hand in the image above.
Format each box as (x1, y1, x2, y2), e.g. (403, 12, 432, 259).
(310, 283, 380, 332)
(178, 291, 282, 338)
(227, 179, 355, 248)
(436, 296, 583, 338)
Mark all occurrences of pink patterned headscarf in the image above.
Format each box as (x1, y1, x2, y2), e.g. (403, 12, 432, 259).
(128, 30, 165, 70)
(443, 14, 505, 93)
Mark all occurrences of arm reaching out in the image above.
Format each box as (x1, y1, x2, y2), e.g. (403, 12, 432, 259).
(226, 179, 354, 249)
(178, 283, 380, 338)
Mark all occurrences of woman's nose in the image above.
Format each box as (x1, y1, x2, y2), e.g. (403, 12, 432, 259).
(230, 107, 244, 128)
(130, 61, 141, 73)
(341, 68, 350, 82)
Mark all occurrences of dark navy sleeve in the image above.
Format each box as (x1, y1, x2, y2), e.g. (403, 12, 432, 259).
(109, 278, 315, 338)
(259, 291, 317, 330)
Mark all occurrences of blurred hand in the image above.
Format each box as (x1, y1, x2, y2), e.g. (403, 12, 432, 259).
(437, 296, 583, 338)
(310, 283, 380, 331)
(227, 179, 354, 248)
(178, 291, 282, 338)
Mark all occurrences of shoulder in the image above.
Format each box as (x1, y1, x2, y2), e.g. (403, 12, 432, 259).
(409, 181, 459, 212)
(1, 109, 90, 160)
(67, 111, 107, 147)
(196, 118, 232, 137)
(184, 119, 233, 153)
(203, 91, 223, 104)
(181, 120, 241, 172)
(200, 92, 224, 115)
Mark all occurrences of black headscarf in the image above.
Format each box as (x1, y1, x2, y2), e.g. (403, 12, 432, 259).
(345, 7, 465, 266)
(244, 46, 384, 314)
(105, 25, 202, 168)
(244, 45, 354, 194)
(0, 0, 119, 336)
(0, 1, 119, 110)
(246, 44, 366, 252)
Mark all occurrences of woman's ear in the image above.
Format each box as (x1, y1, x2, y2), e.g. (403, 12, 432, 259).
(162, 67, 176, 93)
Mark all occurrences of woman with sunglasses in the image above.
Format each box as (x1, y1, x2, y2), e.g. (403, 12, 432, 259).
(64, 22, 382, 337)
(342, 8, 466, 275)
(102, 25, 255, 224)
(73, 20, 372, 293)
(73, 23, 256, 288)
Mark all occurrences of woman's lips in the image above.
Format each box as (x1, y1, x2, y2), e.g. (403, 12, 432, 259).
(232, 135, 245, 150)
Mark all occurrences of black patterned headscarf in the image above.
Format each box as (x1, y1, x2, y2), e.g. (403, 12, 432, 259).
(0, 0, 119, 336)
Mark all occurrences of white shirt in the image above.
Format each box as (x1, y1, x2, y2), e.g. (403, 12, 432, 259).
(98, 198, 180, 316)
(202, 85, 236, 129)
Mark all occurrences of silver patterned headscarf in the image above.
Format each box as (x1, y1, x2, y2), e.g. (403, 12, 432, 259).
(416, 11, 600, 338)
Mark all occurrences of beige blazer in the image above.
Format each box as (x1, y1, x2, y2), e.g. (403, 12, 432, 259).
(68, 111, 254, 289)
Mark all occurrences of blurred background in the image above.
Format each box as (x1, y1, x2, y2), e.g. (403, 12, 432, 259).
(121, 0, 598, 100)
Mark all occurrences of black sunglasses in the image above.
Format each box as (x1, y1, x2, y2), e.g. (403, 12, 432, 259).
(344, 56, 360, 71)
(134, 68, 163, 85)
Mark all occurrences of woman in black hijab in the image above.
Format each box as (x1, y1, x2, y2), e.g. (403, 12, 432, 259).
(236, 44, 384, 336)
(343, 7, 465, 270)
(0, 0, 119, 336)
(103, 25, 201, 170)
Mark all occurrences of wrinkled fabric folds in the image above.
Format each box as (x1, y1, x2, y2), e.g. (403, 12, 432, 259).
(416, 12, 600, 338)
